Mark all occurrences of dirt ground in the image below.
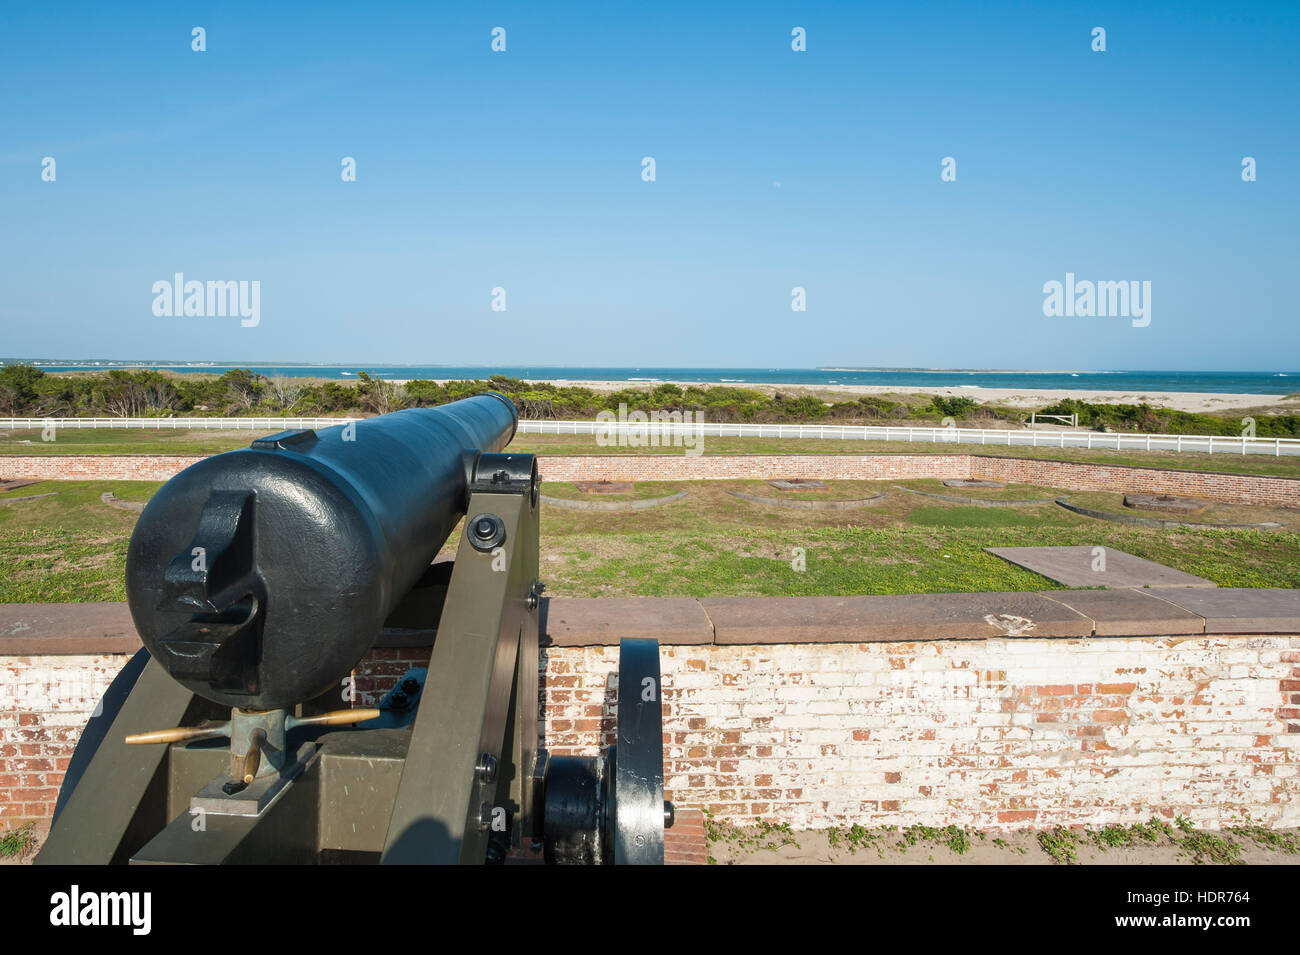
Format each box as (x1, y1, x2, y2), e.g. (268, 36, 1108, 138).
(708, 824, 1300, 865)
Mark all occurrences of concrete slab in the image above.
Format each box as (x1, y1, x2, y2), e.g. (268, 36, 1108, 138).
(702, 592, 1092, 644)
(542, 597, 714, 646)
(1038, 589, 1204, 636)
(1144, 588, 1300, 634)
(986, 545, 1216, 589)
(0, 602, 142, 655)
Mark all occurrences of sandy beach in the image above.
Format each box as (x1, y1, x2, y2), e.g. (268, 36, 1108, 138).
(410, 378, 1300, 414)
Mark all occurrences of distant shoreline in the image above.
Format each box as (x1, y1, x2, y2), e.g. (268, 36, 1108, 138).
(403, 379, 1298, 414)
(4, 362, 1296, 400)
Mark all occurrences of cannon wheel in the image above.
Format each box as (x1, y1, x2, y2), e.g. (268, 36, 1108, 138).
(541, 637, 667, 864)
(50, 647, 151, 825)
(605, 637, 666, 864)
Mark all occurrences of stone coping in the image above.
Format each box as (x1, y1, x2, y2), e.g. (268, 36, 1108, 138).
(3, 588, 1299, 654)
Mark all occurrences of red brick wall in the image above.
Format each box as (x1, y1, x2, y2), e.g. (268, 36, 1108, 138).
(972, 456, 1299, 508)
(0, 654, 125, 828)
(0, 455, 203, 482)
(537, 454, 971, 483)
(3, 452, 1294, 506)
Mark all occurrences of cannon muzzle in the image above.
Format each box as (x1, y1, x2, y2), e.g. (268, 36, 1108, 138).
(125, 393, 519, 709)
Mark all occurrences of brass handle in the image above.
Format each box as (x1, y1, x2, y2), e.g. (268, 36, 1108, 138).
(285, 708, 381, 729)
(125, 708, 380, 746)
(242, 729, 266, 783)
(125, 721, 231, 745)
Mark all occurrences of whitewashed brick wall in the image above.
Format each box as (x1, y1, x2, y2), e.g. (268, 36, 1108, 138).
(543, 639, 1300, 831)
(5, 637, 1299, 832)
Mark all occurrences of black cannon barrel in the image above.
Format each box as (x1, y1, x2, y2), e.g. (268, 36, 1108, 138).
(125, 393, 519, 709)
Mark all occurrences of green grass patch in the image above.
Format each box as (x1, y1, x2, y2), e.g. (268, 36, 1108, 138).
(0, 427, 251, 456)
(0, 823, 37, 859)
(4, 478, 1299, 602)
(1038, 828, 1082, 864)
(541, 523, 1300, 597)
(0, 480, 161, 601)
(906, 506, 1047, 528)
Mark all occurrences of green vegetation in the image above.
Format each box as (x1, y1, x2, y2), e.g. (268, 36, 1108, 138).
(4, 477, 1298, 602)
(901, 823, 977, 855)
(826, 823, 888, 854)
(0, 364, 981, 422)
(0, 480, 162, 601)
(703, 812, 801, 854)
(708, 816, 1294, 864)
(1040, 397, 1300, 438)
(1179, 831, 1244, 865)
(538, 479, 1300, 596)
(3, 364, 1297, 437)
(1044, 817, 1249, 866)
(0, 823, 37, 859)
(1037, 828, 1082, 864)
(1229, 824, 1300, 855)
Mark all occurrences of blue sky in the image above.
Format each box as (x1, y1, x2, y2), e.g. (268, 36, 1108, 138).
(1, 1, 1296, 370)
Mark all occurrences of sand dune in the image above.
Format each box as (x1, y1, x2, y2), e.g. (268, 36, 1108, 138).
(426, 378, 1300, 415)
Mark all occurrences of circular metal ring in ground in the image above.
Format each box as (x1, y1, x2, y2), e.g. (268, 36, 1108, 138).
(101, 491, 145, 513)
(1123, 493, 1207, 514)
(1054, 498, 1282, 530)
(891, 485, 1056, 507)
(0, 491, 59, 506)
(539, 491, 688, 511)
(727, 489, 886, 510)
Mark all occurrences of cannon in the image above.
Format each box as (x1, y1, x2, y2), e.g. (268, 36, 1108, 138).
(37, 394, 670, 865)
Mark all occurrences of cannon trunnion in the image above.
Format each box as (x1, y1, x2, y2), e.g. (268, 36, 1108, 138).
(38, 395, 671, 866)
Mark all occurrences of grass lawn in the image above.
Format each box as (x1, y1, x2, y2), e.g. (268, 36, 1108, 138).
(0, 480, 163, 601)
(516, 434, 1300, 478)
(0, 427, 252, 456)
(537, 479, 1300, 596)
(3, 476, 1297, 603)
(2, 426, 1298, 479)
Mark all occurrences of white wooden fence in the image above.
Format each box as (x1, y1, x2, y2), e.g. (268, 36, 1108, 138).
(3, 416, 1297, 456)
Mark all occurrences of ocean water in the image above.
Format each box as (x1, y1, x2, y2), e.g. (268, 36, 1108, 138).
(5, 363, 1298, 395)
